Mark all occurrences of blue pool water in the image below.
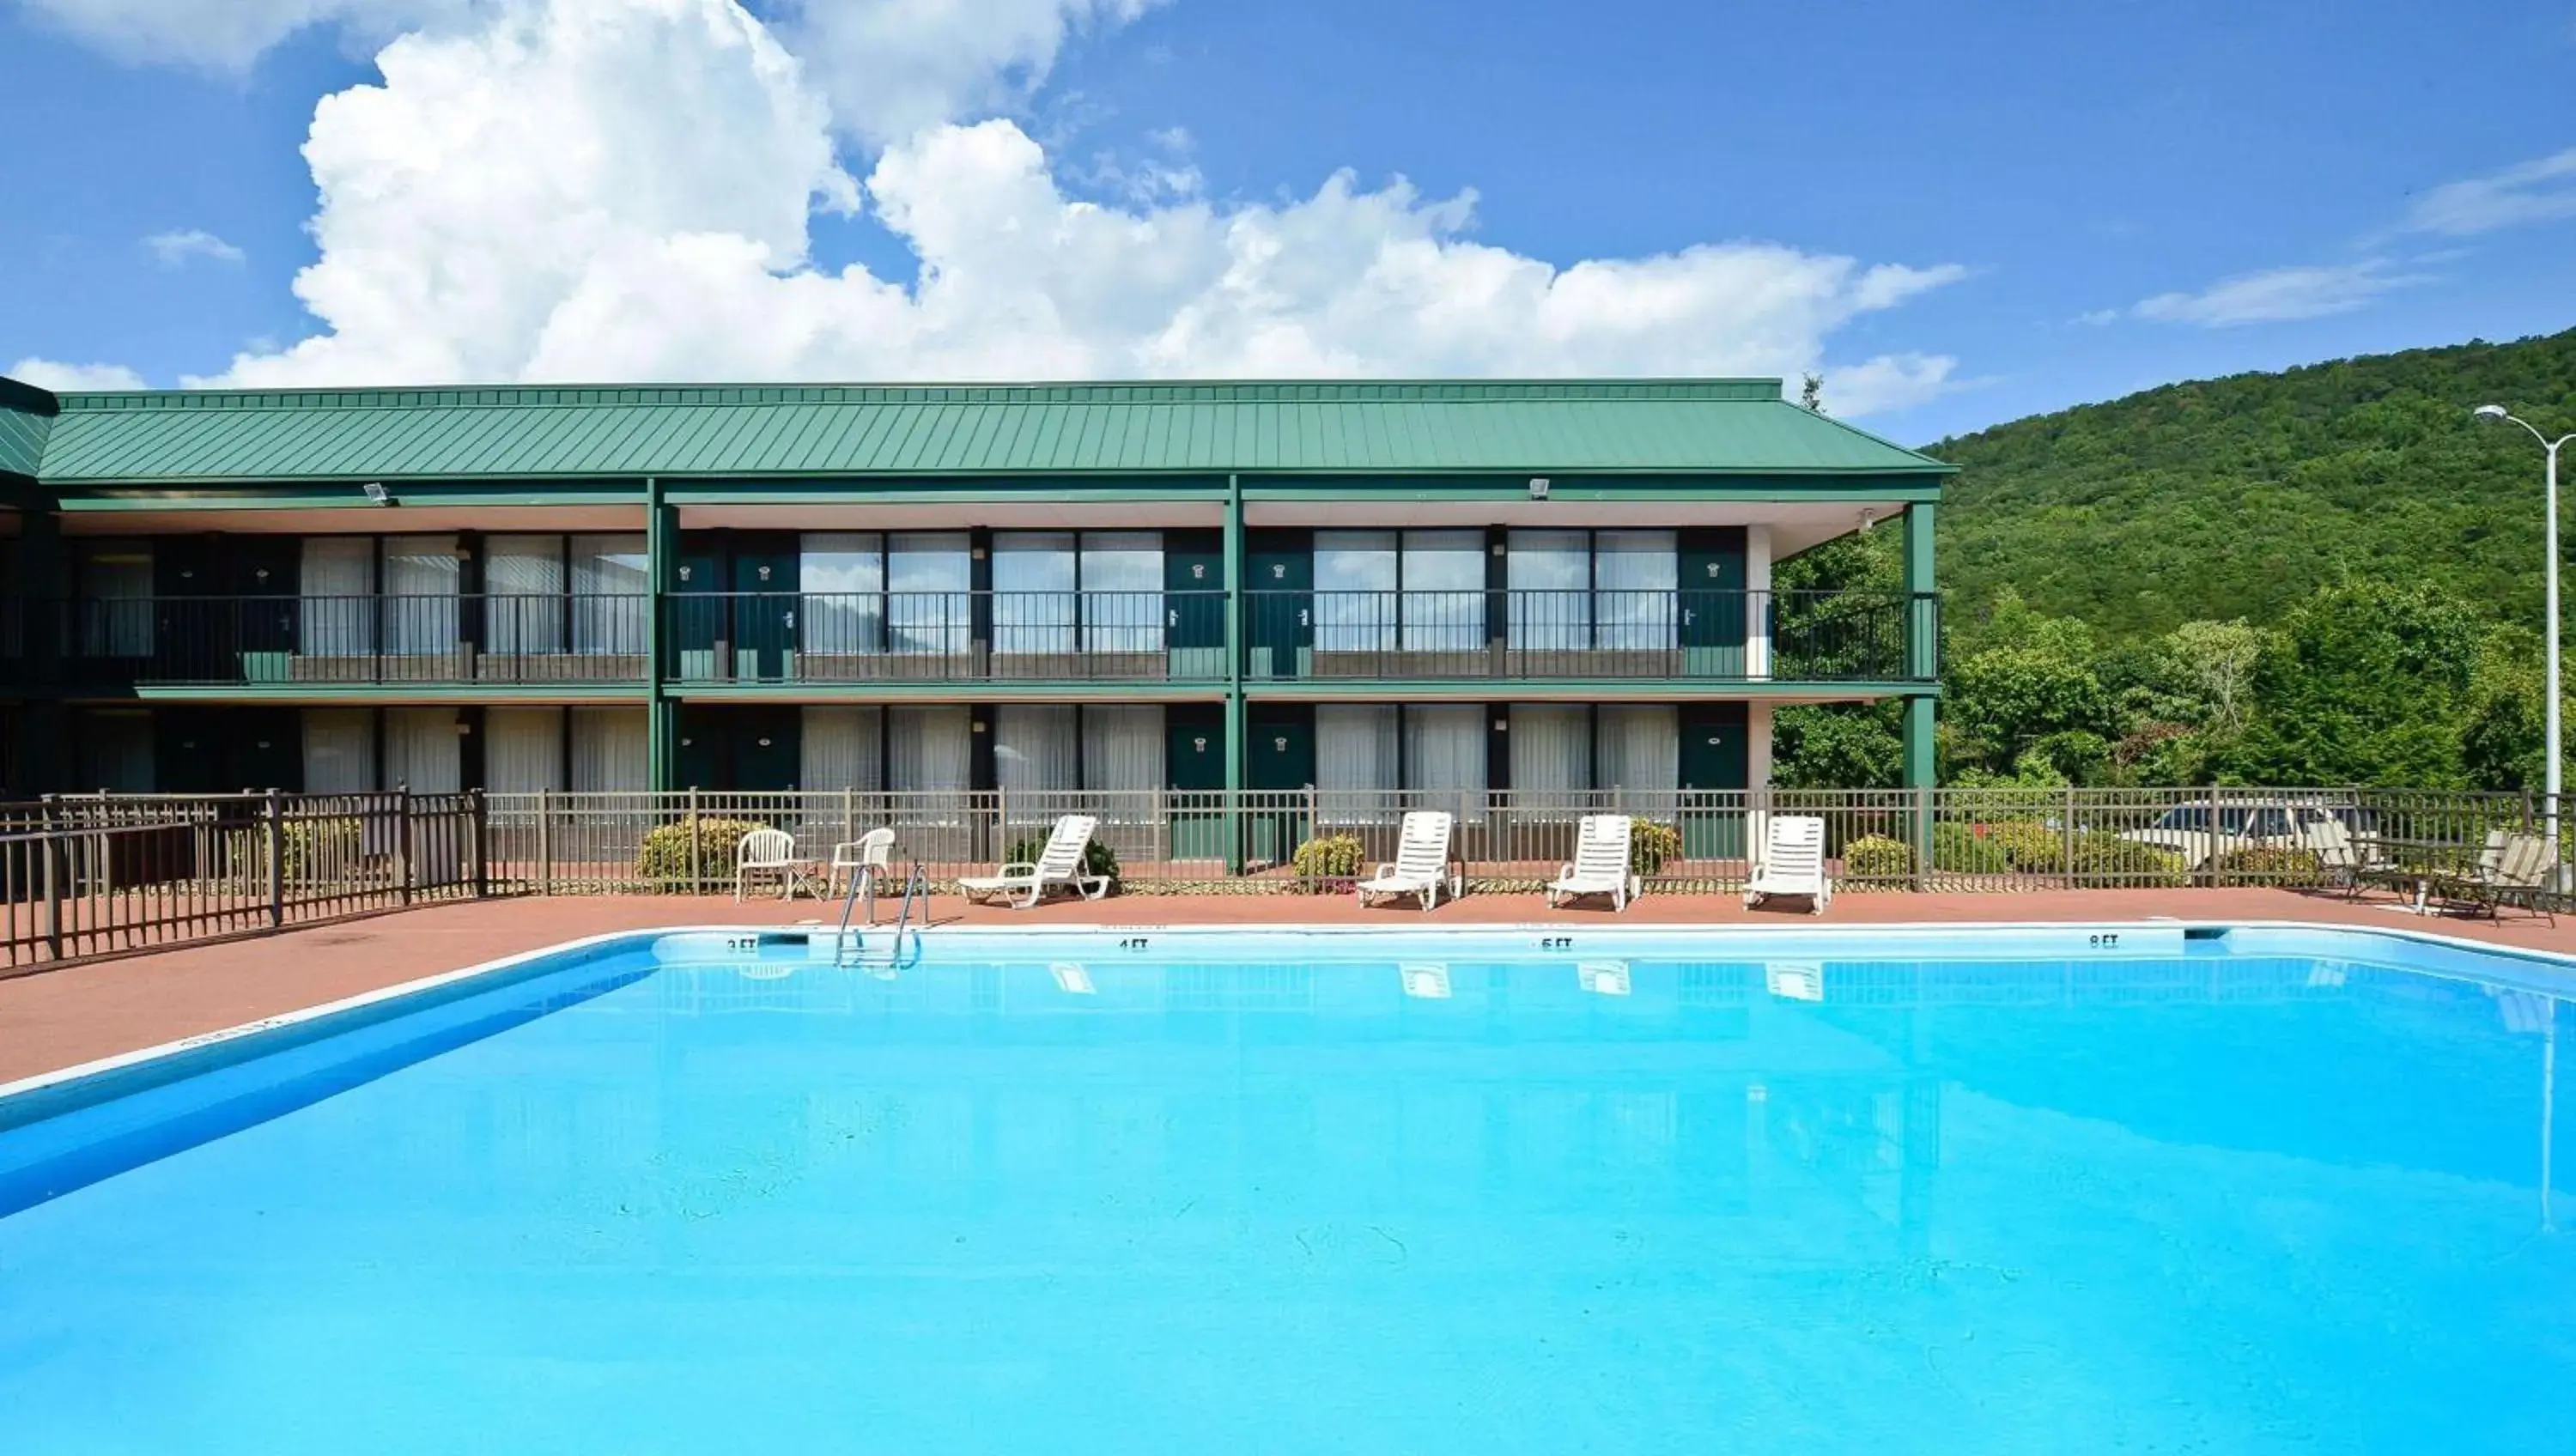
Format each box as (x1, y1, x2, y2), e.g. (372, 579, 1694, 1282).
(3, 924, 2574, 1453)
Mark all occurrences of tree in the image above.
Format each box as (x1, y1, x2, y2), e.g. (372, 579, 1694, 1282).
(2226, 579, 2488, 786)
(1797, 372, 1826, 414)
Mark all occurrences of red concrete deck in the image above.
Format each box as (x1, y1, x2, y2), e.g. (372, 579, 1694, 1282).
(3, 887, 2570, 1085)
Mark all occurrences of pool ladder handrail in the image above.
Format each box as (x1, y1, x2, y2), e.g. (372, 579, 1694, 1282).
(836, 858, 927, 967)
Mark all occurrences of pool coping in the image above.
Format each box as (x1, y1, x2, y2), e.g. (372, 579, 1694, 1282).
(5, 917, 2572, 1122)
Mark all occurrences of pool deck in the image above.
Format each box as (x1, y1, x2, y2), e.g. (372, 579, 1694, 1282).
(2, 887, 2568, 1085)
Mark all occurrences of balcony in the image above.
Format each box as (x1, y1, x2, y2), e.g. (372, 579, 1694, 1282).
(1242, 590, 1935, 682)
(663, 591, 1230, 685)
(54, 595, 653, 689)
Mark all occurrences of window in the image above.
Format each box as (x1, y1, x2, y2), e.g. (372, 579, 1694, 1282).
(1080, 532, 1163, 653)
(302, 708, 376, 794)
(1507, 530, 1589, 651)
(800, 532, 884, 656)
(995, 704, 1078, 807)
(385, 707, 461, 792)
(570, 535, 647, 655)
(1509, 704, 1591, 800)
(569, 707, 648, 792)
(1317, 705, 1399, 813)
(74, 711, 153, 792)
(888, 705, 971, 799)
(888, 533, 971, 657)
(382, 537, 460, 656)
(485, 707, 562, 792)
(300, 538, 374, 657)
(800, 706, 884, 792)
(1597, 705, 1679, 815)
(75, 543, 155, 658)
(1595, 531, 1676, 651)
(993, 532, 1077, 657)
(1400, 530, 1484, 652)
(1083, 706, 1165, 800)
(1314, 531, 1397, 652)
(1404, 704, 1486, 817)
(485, 537, 564, 655)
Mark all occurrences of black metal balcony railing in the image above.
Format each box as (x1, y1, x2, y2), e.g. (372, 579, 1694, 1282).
(55, 595, 654, 687)
(16, 587, 1936, 689)
(1242, 590, 1937, 682)
(664, 590, 1230, 683)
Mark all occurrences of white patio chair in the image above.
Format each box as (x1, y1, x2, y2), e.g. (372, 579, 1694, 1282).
(958, 814, 1109, 909)
(1546, 813, 1639, 912)
(735, 827, 819, 902)
(1743, 814, 1832, 914)
(1356, 810, 1461, 911)
(827, 827, 897, 901)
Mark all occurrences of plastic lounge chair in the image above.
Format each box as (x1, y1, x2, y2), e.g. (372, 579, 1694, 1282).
(1356, 810, 1461, 911)
(1546, 814, 1640, 911)
(958, 814, 1108, 909)
(828, 827, 897, 901)
(1743, 815, 1832, 914)
(735, 827, 818, 902)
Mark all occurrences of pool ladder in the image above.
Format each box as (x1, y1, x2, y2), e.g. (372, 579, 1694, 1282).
(835, 858, 927, 968)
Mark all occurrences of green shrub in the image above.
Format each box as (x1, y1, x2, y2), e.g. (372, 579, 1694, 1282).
(2069, 832, 2190, 887)
(1985, 819, 2064, 871)
(1291, 833, 1365, 889)
(1630, 820, 1683, 877)
(1843, 834, 1915, 880)
(635, 817, 773, 888)
(1005, 833, 1121, 887)
(2217, 845, 2325, 885)
(1929, 822, 2010, 874)
(224, 816, 367, 881)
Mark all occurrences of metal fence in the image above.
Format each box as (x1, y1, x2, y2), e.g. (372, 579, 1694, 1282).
(0, 791, 489, 974)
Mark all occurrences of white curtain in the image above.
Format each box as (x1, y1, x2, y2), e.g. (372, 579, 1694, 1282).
(993, 532, 1076, 656)
(76, 712, 154, 792)
(1510, 704, 1590, 802)
(485, 707, 563, 792)
(889, 706, 971, 818)
(76, 545, 155, 658)
(801, 532, 884, 656)
(1316, 704, 1398, 821)
(801, 707, 884, 792)
(1080, 531, 1163, 652)
(1596, 530, 1677, 651)
(300, 537, 374, 657)
(385, 707, 461, 792)
(1597, 705, 1680, 815)
(569, 707, 648, 792)
(1314, 531, 1397, 652)
(1507, 529, 1589, 650)
(1401, 530, 1484, 652)
(484, 537, 563, 655)
(994, 704, 1078, 806)
(1404, 704, 1487, 819)
(382, 536, 460, 655)
(1082, 705, 1164, 799)
(571, 535, 647, 655)
(888, 532, 972, 656)
(302, 708, 376, 793)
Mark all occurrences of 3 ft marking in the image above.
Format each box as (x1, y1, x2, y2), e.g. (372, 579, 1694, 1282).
(2088, 932, 2121, 949)
(724, 936, 760, 954)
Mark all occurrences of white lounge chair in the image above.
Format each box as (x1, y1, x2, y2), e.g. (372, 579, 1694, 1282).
(959, 814, 1109, 909)
(1546, 813, 1639, 911)
(735, 827, 820, 902)
(1744, 814, 1831, 914)
(1356, 810, 1461, 910)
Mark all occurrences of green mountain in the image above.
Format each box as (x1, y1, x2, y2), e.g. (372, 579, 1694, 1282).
(1923, 328, 2576, 645)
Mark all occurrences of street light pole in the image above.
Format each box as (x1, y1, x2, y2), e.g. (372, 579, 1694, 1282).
(2477, 406, 2576, 861)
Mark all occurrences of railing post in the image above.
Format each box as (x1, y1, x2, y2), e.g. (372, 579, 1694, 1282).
(1912, 783, 1931, 893)
(2063, 784, 2076, 889)
(396, 783, 415, 905)
(471, 788, 489, 900)
(2205, 783, 2223, 889)
(39, 814, 63, 962)
(537, 786, 554, 897)
(687, 785, 702, 893)
(264, 788, 285, 927)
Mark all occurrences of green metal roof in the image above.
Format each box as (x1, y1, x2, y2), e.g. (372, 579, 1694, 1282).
(9, 378, 1952, 485)
(0, 378, 54, 481)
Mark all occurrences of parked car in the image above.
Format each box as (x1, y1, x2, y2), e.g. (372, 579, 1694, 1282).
(2119, 799, 2349, 871)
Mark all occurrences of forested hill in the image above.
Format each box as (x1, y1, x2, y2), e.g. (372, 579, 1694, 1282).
(1924, 328, 2576, 644)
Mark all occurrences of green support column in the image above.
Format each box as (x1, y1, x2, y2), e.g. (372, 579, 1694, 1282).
(13, 504, 66, 793)
(643, 476, 681, 791)
(1223, 474, 1246, 872)
(1901, 501, 1939, 867)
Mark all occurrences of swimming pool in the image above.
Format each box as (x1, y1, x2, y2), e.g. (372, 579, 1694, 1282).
(3, 921, 2573, 1453)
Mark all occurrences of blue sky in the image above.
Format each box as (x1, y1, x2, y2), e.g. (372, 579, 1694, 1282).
(2, 0, 2572, 442)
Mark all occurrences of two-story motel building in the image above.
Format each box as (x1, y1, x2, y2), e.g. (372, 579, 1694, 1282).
(0, 376, 1944, 833)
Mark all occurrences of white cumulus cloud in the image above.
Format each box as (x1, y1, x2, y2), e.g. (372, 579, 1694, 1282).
(9, 0, 481, 69)
(144, 228, 247, 266)
(2130, 259, 2428, 328)
(9, 357, 149, 391)
(770, 0, 1165, 145)
(187, 0, 1966, 415)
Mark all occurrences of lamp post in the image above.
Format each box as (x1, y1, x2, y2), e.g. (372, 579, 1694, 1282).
(2477, 405, 2576, 861)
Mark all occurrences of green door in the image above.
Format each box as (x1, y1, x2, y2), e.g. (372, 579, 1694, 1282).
(229, 537, 301, 679)
(228, 707, 303, 792)
(671, 541, 724, 681)
(676, 706, 725, 792)
(1245, 530, 1311, 680)
(727, 706, 800, 792)
(1680, 526, 1747, 678)
(152, 536, 222, 683)
(1244, 702, 1315, 869)
(732, 536, 799, 682)
(1164, 531, 1225, 679)
(1165, 702, 1226, 861)
(1680, 701, 1748, 859)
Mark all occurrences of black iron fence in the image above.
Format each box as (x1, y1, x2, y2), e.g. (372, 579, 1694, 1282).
(52, 595, 653, 687)
(662, 590, 1229, 683)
